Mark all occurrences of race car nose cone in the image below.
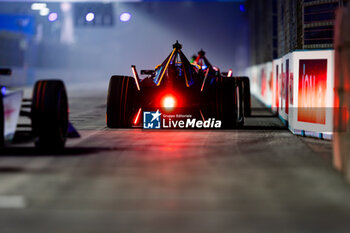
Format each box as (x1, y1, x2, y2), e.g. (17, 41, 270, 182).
(162, 95, 176, 109)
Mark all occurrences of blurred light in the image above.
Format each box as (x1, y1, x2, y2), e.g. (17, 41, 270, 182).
(48, 12, 58, 22)
(31, 3, 46, 10)
(162, 95, 176, 109)
(133, 108, 142, 125)
(85, 12, 95, 22)
(228, 69, 233, 77)
(60, 2, 72, 12)
(1, 87, 6, 96)
(120, 12, 131, 22)
(40, 8, 50, 16)
(131, 66, 141, 91)
(240, 4, 245, 12)
(202, 65, 207, 70)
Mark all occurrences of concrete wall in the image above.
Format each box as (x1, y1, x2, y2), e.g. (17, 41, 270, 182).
(333, 4, 350, 181)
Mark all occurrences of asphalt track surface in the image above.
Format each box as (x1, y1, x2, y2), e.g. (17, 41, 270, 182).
(0, 83, 349, 233)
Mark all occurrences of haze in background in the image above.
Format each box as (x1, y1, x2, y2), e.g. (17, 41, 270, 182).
(0, 2, 249, 85)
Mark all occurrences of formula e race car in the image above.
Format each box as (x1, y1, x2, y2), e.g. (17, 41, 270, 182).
(0, 68, 77, 149)
(106, 41, 251, 129)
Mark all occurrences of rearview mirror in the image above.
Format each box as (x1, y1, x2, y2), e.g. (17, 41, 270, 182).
(141, 70, 155, 75)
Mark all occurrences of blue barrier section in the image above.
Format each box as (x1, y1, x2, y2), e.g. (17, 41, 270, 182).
(0, 14, 35, 35)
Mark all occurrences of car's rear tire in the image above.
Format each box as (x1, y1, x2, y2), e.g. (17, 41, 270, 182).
(31, 80, 69, 149)
(235, 77, 251, 117)
(217, 77, 242, 129)
(236, 83, 244, 127)
(106, 76, 138, 128)
(218, 77, 236, 128)
(0, 93, 4, 147)
(200, 77, 220, 119)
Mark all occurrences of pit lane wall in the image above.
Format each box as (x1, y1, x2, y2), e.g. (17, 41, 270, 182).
(246, 50, 334, 140)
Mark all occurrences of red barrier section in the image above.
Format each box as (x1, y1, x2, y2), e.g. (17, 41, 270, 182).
(298, 59, 327, 124)
(247, 50, 334, 139)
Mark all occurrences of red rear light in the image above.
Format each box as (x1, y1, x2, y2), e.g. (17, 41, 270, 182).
(162, 95, 176, 109)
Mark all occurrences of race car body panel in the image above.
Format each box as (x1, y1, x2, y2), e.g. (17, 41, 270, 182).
(106, 41, 250, 129)
(1, 68, 75, 148)
(153, 43, 196, 88)
(3, 88, 23, 141)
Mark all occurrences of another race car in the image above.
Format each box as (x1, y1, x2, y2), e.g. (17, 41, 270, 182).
(106, 41, 251, 129)
(0, 68, 76, 149)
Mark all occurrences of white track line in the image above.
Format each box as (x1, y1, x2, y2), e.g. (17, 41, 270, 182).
(0, 195, 26, 209)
